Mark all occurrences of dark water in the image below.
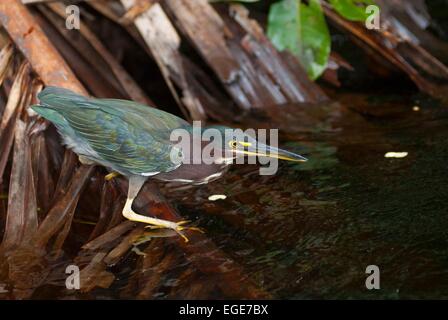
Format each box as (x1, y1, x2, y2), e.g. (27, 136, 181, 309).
(3, 95, 448, 300)
(135, 96, 448, 299)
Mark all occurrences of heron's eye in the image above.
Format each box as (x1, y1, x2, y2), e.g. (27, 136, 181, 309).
(229, 140, 238, 148)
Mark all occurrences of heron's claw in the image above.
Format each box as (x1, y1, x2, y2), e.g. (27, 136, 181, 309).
(145, 220, 204, 242)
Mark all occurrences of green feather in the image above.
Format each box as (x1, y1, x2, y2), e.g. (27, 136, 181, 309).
(34, 87, 190, 176)
(31, 105, 67, 127)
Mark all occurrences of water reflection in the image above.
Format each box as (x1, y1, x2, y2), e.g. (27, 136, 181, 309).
(2, 96, 448, 299)
(154, 99, 448, 299)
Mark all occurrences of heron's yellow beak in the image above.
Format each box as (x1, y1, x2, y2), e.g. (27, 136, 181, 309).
(234, 141, 307, 162)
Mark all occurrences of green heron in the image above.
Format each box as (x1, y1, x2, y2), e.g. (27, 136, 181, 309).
(32, 87, 307, 241)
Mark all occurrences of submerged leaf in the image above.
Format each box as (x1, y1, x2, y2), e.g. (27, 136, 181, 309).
(268, 0, 331, 80)
(328, 0, 376, 22)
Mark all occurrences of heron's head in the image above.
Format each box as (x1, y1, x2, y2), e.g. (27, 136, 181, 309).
(205, 125, 308, 163)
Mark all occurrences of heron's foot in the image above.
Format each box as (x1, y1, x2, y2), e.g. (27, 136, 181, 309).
(146, 220, 204, 242)
(105, 172, 120, 181)
(123, 198, 203, 242)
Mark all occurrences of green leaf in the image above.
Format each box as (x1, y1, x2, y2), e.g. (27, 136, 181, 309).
(267, 0, 301, 57)
(328, 0, 376, 22)
(300, 0, 331, 80)
(267, 0, 330, 80)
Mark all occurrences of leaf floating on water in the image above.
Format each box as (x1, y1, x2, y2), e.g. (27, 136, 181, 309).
(208, 194, 227, 201)
(384, 152, 408, 159)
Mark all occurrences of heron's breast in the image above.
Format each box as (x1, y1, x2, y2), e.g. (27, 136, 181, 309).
(153, 163, 228, 185)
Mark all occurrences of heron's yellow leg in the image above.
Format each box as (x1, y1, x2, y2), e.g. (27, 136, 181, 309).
(105, 172, 120, 181)
(147, 221, 204, 242)
(123, 176, 203, 242)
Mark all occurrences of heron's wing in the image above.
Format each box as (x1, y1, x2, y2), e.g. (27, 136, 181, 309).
(35, 87, 186, 175)
(38, 87, 190, 142)
(95, 98, 189, 134)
